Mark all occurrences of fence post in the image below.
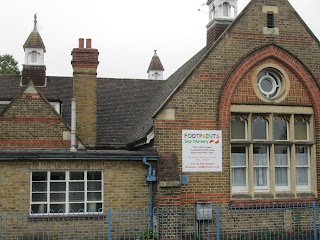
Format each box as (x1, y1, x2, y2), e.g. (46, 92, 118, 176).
(313, 201, 317, 240)
(108, 208, 111, 240)
(216, 205, 220, 240)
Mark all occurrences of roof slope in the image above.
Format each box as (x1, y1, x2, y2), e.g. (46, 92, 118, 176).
(96, 78, 164, 146)
(0, 76, 163, 146)
(124, 47, 208, 144)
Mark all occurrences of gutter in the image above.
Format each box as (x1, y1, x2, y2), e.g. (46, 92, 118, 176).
(0, 154, 159, 161)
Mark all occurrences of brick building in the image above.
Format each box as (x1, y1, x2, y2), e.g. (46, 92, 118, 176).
(0, 0, 319, 224)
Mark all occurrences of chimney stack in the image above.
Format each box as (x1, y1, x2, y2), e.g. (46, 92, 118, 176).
(86, 39, 92, 48)
(71, 38, 99, 147)
(79, 38, 84, 48)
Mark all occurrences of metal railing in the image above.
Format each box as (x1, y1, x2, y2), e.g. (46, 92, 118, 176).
(0, 201, 320, 239)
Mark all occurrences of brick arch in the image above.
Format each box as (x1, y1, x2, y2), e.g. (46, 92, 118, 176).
(218, 44, 320, 124)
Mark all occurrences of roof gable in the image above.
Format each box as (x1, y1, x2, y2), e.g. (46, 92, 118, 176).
(151, 0, 320, 118)
(0, 82, 73, 149)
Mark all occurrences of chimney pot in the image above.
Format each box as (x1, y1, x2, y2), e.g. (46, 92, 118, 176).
(79, 38, 84, 48)
(86, 39, 92, 48)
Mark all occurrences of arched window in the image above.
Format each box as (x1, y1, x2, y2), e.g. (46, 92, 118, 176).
(294, 117, 309, 140)
(252, 116, 268, 140)
(31, 51, 37, 63)
(223, 2, 230, 17)
(273, 116, 288, 140)
(231, 116, 247, 140)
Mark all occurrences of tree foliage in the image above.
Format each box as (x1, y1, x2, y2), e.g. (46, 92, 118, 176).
(0, 54, 20, 75)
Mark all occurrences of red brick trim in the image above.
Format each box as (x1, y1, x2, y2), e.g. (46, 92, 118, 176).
(0, 117, 60, 123)
(0, 139, 70, 148)
(218, 44, 320, 124)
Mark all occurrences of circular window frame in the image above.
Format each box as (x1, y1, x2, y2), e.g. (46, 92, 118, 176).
(252, 63, 290, 103)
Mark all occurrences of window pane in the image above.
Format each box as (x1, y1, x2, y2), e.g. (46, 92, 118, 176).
(31, 204, 47, 214)
(274, 117, 288, 140)
(32, 182, 47, 192)
(50, 172, 65, 180)
(49, 204, 65, 213)
(69, 192, 85, 202)
(32, 193, 47, 202)
(294, 118, 308, 140)
(231, 116, 246, 139)
(87, 192, 102, 201)
(69, 203, 85, 213)
(275, 167, 288, 186)
(275, 146, 288, 166)
(296, 146, 309, 166)
(274, 146, 289, 187)
(87, 171, 102, 180)
(32, 172, 47, 181)
(231, 146, 247, 189)
(70, 172, 84, 180)
(254, 168, 268, 186)
(70, 182, 84, 191)
(50, 182, 66, 191)
(88, 181, 102, 191)
(253, 146, 268, 166)
(87, 203, 103, 212)
(50, 193, 66, 202)
(253, 117, 267, 139)
(232, 168, 246, 186)
(296, 168, 308, 185)
(253, 146, 268, 187)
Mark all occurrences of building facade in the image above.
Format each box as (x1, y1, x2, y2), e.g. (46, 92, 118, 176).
(0, 0, 319, 232)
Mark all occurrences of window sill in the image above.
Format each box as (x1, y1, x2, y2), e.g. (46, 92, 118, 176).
(231, 192, 317, 208)
(28, 212, 105, 220)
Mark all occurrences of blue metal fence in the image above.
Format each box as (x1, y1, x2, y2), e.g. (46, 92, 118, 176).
(0, 201, 319, 239)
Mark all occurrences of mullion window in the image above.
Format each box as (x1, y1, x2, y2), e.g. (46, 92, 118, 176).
(231, 111, 313, 196)
(31, 170, 102, 214)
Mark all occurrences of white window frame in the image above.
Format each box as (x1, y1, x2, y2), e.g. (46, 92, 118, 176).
(295, 146, 311, 192)
(253, 145, 270, 192)
(30, 170, 103, 215)
(231, 146, 248, 193)
(274, 145, 291, 192)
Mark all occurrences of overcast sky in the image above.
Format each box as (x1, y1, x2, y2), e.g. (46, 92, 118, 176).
(1, 0, 319, 79)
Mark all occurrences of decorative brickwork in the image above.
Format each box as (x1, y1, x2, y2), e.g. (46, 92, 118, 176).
(232, 58, 312, 105)
(21, 65, 46, 86)
(155, 0, 320, 209)
(218, 45, 320, 124)
(0, 84, 70, 149)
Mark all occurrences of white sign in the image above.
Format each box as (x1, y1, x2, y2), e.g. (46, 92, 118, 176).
(182, 130, 222, 172)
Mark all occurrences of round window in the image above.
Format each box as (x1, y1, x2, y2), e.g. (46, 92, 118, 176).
(257, 69, 282, 99)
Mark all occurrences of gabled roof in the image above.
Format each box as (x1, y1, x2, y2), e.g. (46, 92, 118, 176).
(0, 76, 163, 147)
